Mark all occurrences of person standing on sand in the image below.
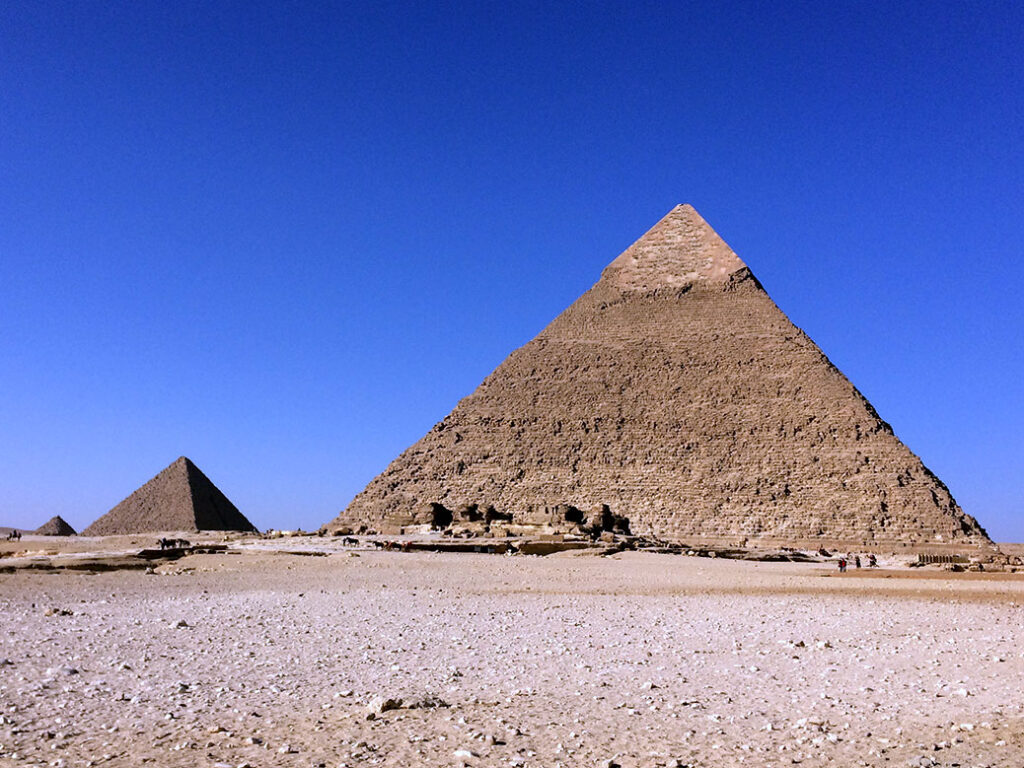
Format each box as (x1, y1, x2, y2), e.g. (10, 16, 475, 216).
(855, 555, 861, 568)
(838, 558, 847, 573)
(868, 553, 878, 567)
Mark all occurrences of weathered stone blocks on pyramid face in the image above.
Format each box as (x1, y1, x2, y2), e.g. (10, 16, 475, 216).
(327, 205, 990, 550)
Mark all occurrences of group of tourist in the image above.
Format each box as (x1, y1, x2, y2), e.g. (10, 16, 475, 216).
(837, 553, 878, 572)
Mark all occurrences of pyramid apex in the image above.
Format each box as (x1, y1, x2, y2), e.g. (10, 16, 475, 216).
(601, 204, 748, 291)
(173, 456, 202, 474)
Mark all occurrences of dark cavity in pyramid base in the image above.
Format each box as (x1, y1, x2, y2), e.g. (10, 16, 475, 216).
(327, 205, 991, 552)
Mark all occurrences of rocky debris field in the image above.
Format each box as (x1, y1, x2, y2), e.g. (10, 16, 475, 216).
(2, 550, 1024, 767)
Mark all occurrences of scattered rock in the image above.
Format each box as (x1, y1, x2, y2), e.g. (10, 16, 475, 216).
(45, 665, 79, 677)
(407, 694, 450, 709)
(366, 695, 403, 715)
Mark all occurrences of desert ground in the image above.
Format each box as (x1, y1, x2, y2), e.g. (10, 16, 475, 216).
(3, 537, 1024, 767)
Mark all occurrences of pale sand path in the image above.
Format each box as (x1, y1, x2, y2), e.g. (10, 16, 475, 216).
(2, 550, 1023, 767)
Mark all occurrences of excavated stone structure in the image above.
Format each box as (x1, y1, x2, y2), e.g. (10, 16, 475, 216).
(327, 205, 990, 550)
(83, 456, 256, 535)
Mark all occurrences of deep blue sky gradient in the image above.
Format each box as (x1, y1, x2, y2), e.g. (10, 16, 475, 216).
(1, 1, 1021, 538)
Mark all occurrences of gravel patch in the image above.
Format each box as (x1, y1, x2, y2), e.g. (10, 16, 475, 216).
(2, 551, 1023, 766)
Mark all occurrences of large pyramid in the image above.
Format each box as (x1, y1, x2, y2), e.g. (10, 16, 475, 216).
(328, 205, 990, 550)
(83, 456, 257, 536)
(34, 516, 77, 536)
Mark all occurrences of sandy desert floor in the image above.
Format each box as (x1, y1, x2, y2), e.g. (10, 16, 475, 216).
(2, 544, 1024, 768)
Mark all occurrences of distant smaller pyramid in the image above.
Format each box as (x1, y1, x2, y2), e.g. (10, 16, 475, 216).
(34, 516, 77, 536)
(83, 457, 257, 536)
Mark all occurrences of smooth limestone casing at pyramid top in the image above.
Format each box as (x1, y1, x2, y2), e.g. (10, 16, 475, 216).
(83, 456, 256, 536)
(327, 205, 990, 550)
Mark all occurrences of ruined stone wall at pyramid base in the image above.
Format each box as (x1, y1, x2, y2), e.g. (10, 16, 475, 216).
(330, 275, 989, 551)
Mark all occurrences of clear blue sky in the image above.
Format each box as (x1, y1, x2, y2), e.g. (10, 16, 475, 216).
(1, 1, 1021, 539)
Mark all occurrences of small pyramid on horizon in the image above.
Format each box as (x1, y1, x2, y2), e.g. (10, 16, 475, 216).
(34, 515, 77, 536)
(327, 204, 991, 550)
(83, 457, 256, 536)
